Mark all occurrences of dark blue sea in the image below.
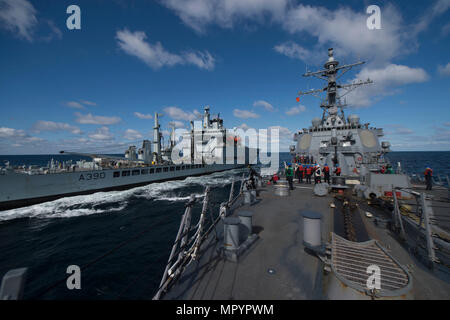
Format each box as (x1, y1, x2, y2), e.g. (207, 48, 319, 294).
(0, 152, 449, 299)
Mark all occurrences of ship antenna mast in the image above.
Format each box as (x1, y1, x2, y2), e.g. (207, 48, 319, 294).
(298, 48, 373, 125)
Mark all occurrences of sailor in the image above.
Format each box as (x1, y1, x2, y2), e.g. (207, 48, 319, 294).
(314, 164, 322, 184)
(323, 164, 330, 183)
(298, 164, 304, 183)
(334, 165, 341, 176)
(270, 172, 279, 185)
(306, 165, 312, 184)
(248, 165, 257, 189)
(285, 163, 294, 190)
(386, 164, 394, 174)
(380, 165, 386, 174)
(424, 166, 433, 190)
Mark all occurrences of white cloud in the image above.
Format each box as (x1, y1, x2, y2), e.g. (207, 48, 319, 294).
(282, 4, 407, 66)
(80, 100, 97, 106)
(134, 112, 153, 119)
(193, 109, 202, 119)
(253, 100, 275, 112)
(75, 112, 121, 125)
(65, 101, 85, 109)
(268, 125, 291, 137)
(0, 127, 26, 138)
(413, 0, 450, 35)
(88, 127, 114, 141)
(32, 121, 81, 134)
(0, 126, 46, 151)
(438, 62, 450, 77)
(184, 51, 215, 70)
(163, 106, 199, 121)
(123, 129, 143, 140)
(274, 42, 313, 63)
(384, 124, 415, 136)
(442, 22, 450, 36)
(168, 120, 185, 128)
(41, 19, 62, 42)
(161, 0, 289, 33)
(285, 105, 306, 115)
(233, 109, 259, 119)
(0, 0, 37, 41)
(346, 64, 429, 107)
(116, 29, 215, 70)
(238, 123, 250, 130)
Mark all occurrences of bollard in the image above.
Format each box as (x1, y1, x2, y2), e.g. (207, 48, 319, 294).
(257, 178, 262, 188)
(301, 210, 323, 252)
(223, 217, 241, 251)
(250, 190, 257, 202)
(244, 189, 252, 204)
(238, 211, 254, 240)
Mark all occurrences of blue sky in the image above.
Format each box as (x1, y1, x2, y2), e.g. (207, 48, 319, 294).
(0, 0, 449, 154)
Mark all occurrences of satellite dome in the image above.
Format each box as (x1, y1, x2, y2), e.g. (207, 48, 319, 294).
(348, 114, 360, 125)
(312, 117, 321, 128)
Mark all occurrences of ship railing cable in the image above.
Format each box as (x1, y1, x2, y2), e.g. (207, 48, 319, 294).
(392, 187, 450, 266)
(153, 175, 249, 299)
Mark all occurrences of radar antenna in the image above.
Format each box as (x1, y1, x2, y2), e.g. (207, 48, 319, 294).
(298, 48, 373, 124)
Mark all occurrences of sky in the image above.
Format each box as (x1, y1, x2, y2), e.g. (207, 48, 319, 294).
(0, 0, 449, 154)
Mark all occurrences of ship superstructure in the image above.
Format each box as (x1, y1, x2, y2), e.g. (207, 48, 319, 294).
(291, 48, 390, 176)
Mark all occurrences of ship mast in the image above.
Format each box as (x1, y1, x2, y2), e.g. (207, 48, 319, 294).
(298, 48, 373, 127)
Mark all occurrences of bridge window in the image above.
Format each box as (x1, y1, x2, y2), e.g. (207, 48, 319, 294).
(156, 168, 162, 173)
(113, 171, 120, 178)
(176, 166, 181, 171)
(170, 166, 175, 172)
(141, 169, 148, 175)
(150, 168, 155, 174)
(132, 170, 140, 176)
(163, 167, 168, 172)
(122, 170, 130, 177)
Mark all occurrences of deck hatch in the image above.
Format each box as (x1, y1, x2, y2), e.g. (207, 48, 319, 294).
(331, 233, 411, 295)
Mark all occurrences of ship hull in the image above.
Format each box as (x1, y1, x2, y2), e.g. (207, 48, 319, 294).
(0, 163, 244, 211)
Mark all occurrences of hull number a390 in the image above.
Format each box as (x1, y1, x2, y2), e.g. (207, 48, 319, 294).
(79, 172, 106, 181)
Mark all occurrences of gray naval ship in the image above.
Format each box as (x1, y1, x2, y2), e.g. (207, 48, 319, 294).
(150, 48, 450, 301)
(0, 106, 253, 211)
(1, 48, 449, 302)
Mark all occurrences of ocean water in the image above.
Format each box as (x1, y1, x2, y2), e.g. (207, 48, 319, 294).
(0, 152, 449, 299)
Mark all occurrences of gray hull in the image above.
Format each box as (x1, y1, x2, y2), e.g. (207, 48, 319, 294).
(0, 163, 243, 211)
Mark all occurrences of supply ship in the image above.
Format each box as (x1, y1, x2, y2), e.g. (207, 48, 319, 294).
(0, 106, 255, 211)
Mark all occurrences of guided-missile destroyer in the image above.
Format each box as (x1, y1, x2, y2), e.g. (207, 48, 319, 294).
(151, 48, 450, 301)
